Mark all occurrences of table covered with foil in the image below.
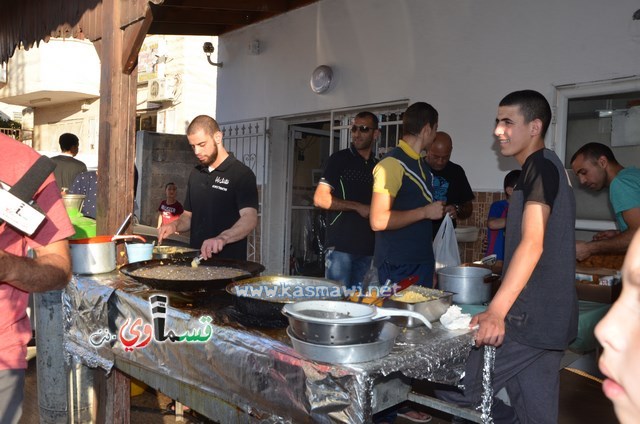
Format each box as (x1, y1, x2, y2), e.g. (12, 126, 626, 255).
(63, 272, 477, 423)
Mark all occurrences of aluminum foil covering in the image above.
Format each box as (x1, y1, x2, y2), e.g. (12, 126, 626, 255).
(480, 346, 496, 423)
(63, 273, 476, 423)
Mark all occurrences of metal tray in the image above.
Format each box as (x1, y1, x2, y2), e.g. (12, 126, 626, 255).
(383, 287, 453, 328)
(286, 323, 399, 364)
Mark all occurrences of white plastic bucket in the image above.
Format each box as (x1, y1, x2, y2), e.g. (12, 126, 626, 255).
(125, 243, 154, 263)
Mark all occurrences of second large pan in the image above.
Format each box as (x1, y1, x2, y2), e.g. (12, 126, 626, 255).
(119, 256, 265, 291)
(225, 276, 345, 321)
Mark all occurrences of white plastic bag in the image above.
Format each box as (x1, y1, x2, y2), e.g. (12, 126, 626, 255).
(433, 213, 461, 271)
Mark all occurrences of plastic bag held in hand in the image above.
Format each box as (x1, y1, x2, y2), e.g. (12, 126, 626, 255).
(433, 213, 461, 272)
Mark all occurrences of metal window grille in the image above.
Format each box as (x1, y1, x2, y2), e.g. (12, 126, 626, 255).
(219, 118, 267, 263)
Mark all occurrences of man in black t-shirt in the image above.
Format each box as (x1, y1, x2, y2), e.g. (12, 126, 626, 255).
(426, 131, 474, 237)
(436, 90, 578, 423)
(157, 115, 258, 260)
(313, 111, 378, 286)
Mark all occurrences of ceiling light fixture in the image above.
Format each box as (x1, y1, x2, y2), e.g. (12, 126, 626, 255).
(203, 42, 223, 68)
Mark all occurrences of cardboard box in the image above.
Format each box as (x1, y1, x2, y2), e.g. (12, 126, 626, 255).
(575, 265, 621, 304)
(575, 280, 621, 303)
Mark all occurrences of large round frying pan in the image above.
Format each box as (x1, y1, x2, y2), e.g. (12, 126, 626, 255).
(225, 275, 345, 322)
(119, 256, 265, 291)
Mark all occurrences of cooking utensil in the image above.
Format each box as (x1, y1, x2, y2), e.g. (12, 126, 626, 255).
(152, 245, 198, 260)
(384, 287, 453, 327)
(69, 234, 146, 274)
(225, 276, 345, 322)
(287, 315, 386, 345)
(191, 255, 204, 268)
(115, 212, 134, 236)
(350, 275, 419, 306)
(437, 265, 499, 304)
(119, 256, 265, 291)
(286, 323, 399, 364)
(282, 300, 433, 329)
(473, 254, 497, 267)
(379, 275, 419, 301)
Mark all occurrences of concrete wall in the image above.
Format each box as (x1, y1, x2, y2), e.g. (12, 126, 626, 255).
(135, 131, 194, 227)
(216, 0, 640, 191)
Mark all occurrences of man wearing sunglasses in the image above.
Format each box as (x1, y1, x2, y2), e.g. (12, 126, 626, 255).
(313, 111, 379, 287)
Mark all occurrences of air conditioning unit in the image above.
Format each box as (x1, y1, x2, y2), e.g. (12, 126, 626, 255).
(148, 78, 175, 102)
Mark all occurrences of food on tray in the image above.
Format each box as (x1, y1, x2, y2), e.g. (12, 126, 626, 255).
(129, 264, 249, 280)
(390, 287, 445, 303)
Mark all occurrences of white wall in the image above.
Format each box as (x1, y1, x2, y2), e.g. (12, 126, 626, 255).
(216, 0, 640, 190)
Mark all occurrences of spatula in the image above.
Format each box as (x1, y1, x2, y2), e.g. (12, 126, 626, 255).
(190, 255, 204, 268)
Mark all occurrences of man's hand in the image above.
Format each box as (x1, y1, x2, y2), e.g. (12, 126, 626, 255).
(157, 222, 178, 245)
(593, 230, 619, 241)
(424, 201, 445, 220)
(575, 240, 593, 261)
(444, 204, 457, 220)
(355, 203, 370, 218)
(201, 236, 228, 258)
(470, 309, 505, 347)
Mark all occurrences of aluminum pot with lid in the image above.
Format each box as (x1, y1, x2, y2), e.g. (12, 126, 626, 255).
(437, 265, 498, 304)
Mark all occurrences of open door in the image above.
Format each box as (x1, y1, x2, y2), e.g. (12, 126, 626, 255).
(286, 124, 336, 276)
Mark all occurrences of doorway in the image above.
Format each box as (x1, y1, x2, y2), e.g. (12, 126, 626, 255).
(282, 101, 407, 276)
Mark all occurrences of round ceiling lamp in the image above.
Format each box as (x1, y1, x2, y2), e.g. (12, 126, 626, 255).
(310, 65, 333, 94)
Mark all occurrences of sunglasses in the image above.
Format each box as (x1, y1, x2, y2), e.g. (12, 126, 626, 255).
(351, 125, 376, 133)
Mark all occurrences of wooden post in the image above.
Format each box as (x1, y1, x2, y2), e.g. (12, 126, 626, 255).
(96, 0, 139, 237)
(94, 368, 131, 423)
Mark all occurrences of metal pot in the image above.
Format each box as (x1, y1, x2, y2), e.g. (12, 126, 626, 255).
(437, 265, 498, 304)
(69, 235, 146, 274)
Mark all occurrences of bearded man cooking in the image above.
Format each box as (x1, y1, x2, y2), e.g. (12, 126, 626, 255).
(158, 115, 259, 260)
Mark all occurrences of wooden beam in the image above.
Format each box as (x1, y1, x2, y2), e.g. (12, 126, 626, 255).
(158, 0, 288, 12)
(150, 6, 255, 25)
(148, 22, 229, 36)
(122, 7, 153, 74)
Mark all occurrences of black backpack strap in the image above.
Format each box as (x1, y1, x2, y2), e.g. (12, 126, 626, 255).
(9, 155, 57, 202)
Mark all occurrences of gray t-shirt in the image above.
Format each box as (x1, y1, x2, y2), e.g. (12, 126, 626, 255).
(503, 148, 578, 350)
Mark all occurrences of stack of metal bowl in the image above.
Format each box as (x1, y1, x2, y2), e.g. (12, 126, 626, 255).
(282, 300, 401, 364)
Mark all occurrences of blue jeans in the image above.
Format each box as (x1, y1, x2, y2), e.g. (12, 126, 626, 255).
(0, 369, 24, 424)
(325, 249, 373, 286)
